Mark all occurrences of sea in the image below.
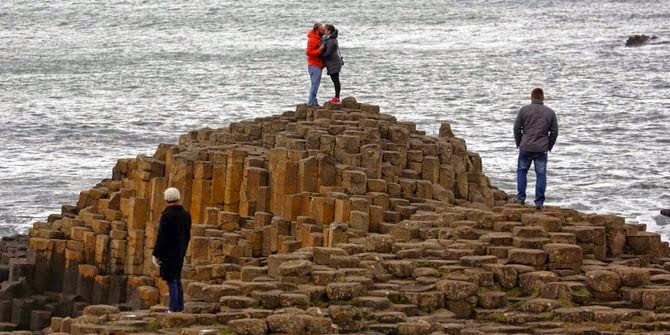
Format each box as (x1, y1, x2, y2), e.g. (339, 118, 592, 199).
(1, 0, 669, 238)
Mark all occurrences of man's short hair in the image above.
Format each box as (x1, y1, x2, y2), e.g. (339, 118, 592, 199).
(531, 88, 544, 100)
(164, 187, 180, 203)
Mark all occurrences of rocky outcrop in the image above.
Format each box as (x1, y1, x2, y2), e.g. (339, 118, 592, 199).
(625, 34, 658, 47)
(2, 98, 670, 334)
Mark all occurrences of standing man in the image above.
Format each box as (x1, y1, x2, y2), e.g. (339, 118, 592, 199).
(306, 23, 325, 106)
(152, 187, 191, 312)
(513, 88, 559, 209)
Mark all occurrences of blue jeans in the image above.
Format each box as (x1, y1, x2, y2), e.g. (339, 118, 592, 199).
(307, 66, 322, 106)
(167, 277, 184, 312)
(516, 150, 548, 207)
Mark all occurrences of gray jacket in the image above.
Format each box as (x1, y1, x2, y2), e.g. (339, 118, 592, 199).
(322, 30, 343, 75)
(513, 101, 559, 152)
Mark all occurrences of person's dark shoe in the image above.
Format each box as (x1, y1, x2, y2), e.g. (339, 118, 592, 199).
(535, 204, 544, 210)
(661, 209, 670, 217)
(512, 198, 525, 206)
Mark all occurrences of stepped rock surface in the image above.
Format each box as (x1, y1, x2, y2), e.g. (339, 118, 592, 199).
(2, 98, 670, 335)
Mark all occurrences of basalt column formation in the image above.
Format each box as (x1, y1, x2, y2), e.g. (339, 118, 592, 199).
(2, 98, 670, 335)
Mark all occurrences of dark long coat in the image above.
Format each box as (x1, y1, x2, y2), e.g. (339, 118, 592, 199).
(322, 29, 343, 75)
(152, 205, 192, 281)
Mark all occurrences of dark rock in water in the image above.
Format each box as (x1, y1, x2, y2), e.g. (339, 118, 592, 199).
(625, 34, 658, 47)
(653, 214, 670, 226)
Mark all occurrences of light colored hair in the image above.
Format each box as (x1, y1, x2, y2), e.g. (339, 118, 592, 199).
(164, 187, 180, 202)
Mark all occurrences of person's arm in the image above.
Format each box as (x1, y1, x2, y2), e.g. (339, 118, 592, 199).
(548, 112, 559, 151)
(322, 40, 336, 60)
(152, 214, 166, 259)
(306, 39, 323, 57)
(183, 212, 192, 257)
(513, 109, 524, 148)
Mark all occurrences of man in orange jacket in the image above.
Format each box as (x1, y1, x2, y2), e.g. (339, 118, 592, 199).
(306, 23, 325, 106)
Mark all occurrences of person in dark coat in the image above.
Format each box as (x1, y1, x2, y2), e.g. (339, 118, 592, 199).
(513, 88, 559, 210)
(322, 24, 344, 104)
(152, 187, 191, 312)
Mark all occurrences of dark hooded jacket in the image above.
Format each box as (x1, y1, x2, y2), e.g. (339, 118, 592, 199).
(152, 205, 191, 281)
(322, 29, 343, 75)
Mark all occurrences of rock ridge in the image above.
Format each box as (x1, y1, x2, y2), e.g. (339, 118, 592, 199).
(1, 98, 669, 334)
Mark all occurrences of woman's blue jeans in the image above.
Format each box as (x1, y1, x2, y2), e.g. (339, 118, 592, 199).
(167, 277, 184, 312)
(307, 66, 322, 106)
(516, 150, 548, 207)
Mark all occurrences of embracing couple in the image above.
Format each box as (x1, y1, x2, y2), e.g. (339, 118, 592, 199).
(306, 22, 344, 106)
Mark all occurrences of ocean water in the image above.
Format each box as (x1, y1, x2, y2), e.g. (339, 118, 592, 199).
(1, 0, 669, 237)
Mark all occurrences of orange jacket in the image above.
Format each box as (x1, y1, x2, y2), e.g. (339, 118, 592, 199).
(306, 29, 324, 68)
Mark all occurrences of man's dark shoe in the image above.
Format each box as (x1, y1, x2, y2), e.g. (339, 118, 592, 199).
(535, 205, 544, 210)
(661, 209, 670, 217)
(513, 198, 525, 206)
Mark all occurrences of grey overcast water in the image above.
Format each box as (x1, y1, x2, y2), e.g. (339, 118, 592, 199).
(1, 1, 669, 237)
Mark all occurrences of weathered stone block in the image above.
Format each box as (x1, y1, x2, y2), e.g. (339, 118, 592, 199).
(610, 266, 650, 287)
(266, 313, 306, 334)
(521, 213, 562, 232)
(349, 210, 369, 232)
(478, 291, 507, 309)
(190, 179, 212, 225)
(327, 282, 364, 301)
(210, 162, 228, 206)
(278, 260, 312, 277)
(436, 280, 477, 300)
(188, 236, 209, 261)
(127, 197, 148, 230)
(543, 243, 582, 271)
(82, 304, 120, 316)
(364, 234, 394, 253)
(313, 247, 347, 265)
(194, 160, 213, 179)
(642, 289, 670, 310)
(590, 214, 626, 257)
(228, 318, 268, 335)
(224, 149, 248, 212)
(267, 253, 311, 278)
(220, 296, 259, 309)
(585, 270, 621, 293)
(342, 170, 367, 195)
(508, 248, 547, 268)
(310, 197, 335, 226)
(519, 271, 559, 296)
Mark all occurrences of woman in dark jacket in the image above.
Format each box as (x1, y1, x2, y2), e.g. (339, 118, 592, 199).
(322, 24, 344, 104)
(152, 187, 191, 312)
